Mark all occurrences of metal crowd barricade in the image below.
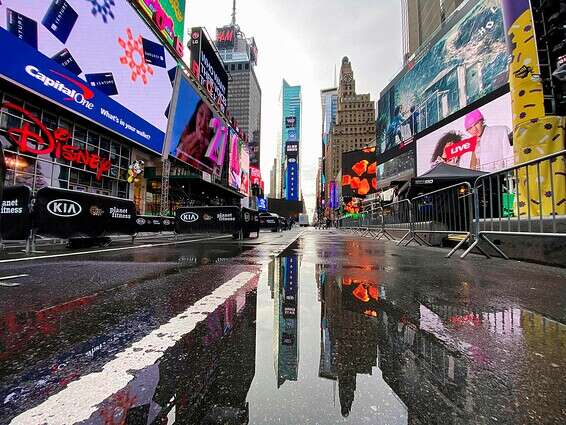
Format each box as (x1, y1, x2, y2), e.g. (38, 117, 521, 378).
(462, 150, 566, 259)
(381, 199, 420, 246)
(411, 182, 474, 257)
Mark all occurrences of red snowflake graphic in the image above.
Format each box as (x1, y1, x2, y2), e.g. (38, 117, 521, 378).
(118, 28, 154, 85)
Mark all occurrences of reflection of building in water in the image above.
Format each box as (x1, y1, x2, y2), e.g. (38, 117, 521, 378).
(273, 255, 300, 387)
(317, 264, 379, 417)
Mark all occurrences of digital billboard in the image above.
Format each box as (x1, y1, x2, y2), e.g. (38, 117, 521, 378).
(240, 146, 250, 196)
(376, 148, 415, 189)
(215, 25, 236, 50)
(285, 116, 296, 128)
(285, 142, 299, 159)
(167, 73, 228, 176)
(0, 1, 176, 154)
(286, 161, 299, 201)
(228, 129, 242, 190)
(189, 27, 229, 114)
(377, 0, 508, 159)
(341, 147, 378, 198)
(416, 93, 513, 175)
(132, 0, 185, 57)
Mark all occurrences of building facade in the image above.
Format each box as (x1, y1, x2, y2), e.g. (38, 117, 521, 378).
(280, 80, 302, 201)
(324, 58, 375, 209)
(215, 19, 262, 169)
(318, 88, 338, 215)
(401, 0, 467, 62)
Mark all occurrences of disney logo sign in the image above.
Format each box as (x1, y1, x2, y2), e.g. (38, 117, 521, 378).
(3, 102, 112, 180)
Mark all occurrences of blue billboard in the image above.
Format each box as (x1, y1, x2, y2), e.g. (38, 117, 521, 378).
(0, 1, 176, 154)
(285, 161, 299, 201)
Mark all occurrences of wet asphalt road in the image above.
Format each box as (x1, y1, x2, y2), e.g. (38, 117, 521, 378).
(1, 229, 565, 424)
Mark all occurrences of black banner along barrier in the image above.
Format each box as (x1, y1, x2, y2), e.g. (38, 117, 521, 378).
(1, 185, 32, 241)
(241, 207, 260, 237)
(175, 206, 242, 235)
(135, 215, 165, 233)
(34, 187, 136, 238)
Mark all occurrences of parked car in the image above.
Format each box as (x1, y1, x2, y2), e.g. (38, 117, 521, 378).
(259, 212, 281, 232)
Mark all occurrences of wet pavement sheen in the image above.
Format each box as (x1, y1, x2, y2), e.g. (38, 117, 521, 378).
(1, 229, 565, 424)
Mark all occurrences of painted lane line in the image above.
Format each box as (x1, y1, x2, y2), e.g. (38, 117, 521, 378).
(0, 235, 231, 264)
(10, 271, 257, 425)
(0, 274, 29, 280)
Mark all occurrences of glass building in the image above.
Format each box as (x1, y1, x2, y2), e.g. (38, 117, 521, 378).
(280, 80, 301, 201)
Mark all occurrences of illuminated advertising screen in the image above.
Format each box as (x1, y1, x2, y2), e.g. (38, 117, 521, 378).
(376, 148, 415, 189)
(240, 146, 250, 196)
(285, 116, 296, 128)
(228, 129, 242, 190)
(416, 93, 512, 175)
(167, 73, 228, 176)
(341, 147, 378, 198)
(285, 142, 299, 159)
(0, 1, 176, 154)
(132, 0, 185, 57)
(215, 25, 236, 50)
(286, 161, 299, 201)
(250, 166, 261, 186)
(377, 0, 508, 159)
(189, 27, 228, 114)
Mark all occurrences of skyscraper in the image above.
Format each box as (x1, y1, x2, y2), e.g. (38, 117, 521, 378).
(401, 0, 467, 62)
(324, 58, 375, 209)
(319, 88, 338, 215)
(280, 80, 302, 201)
(215, 1, 262, 169)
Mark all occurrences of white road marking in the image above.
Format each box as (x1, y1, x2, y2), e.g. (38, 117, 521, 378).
(10, 271, 258, 425)
(0, 274, 29, 280)
(0, 235, 231, 264)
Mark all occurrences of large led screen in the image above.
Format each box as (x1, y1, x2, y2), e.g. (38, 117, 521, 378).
(416, 93, 513, 175)
(240, 146, 250, 196)
(376, 149, 415, 189)
(167, 73, 228, 176)
(0, 0, 176, 154)
(341, 147, 378, 198)
(228, 129, 242, 190)
(377, 0, 508, 157)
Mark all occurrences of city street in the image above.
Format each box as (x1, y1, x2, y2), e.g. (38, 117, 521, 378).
(1, 229, 564, 424)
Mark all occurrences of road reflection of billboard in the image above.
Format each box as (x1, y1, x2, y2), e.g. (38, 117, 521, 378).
(272, 255, 300, 387)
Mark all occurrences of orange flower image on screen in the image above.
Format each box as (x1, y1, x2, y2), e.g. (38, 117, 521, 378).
(371, 177, 377, 190)
(367, 161, 377, 175)
(350, 177, 360, 190)
(342, 175, 351, 186)
(352, 160, 368, 176)
(357, 178, 370, 196)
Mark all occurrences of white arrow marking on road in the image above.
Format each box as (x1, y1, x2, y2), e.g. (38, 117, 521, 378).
(10, 271, 258, 425)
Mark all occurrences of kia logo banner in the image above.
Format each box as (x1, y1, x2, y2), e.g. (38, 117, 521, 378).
(176, 206, 241, 235)
(34, 188, 136, 238)
(180, 212, 199, 223)
(46, 199, 82, 217)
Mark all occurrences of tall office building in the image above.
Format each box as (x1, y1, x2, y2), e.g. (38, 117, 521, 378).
(215, 2, 262, 168)
(325, 57, 375, 206)
(280, 80, 302, 201)
(401, 0, 467, 62)
(319, 88, 338, 214)
(269, 157, 278, 199)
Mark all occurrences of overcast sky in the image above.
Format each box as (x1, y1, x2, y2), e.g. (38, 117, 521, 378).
(185, 0, 402, 216)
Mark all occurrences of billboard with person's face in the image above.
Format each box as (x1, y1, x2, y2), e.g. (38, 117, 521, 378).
(377, 0, 508, 159)
(228, 129, 243, 190)
(0, 0, 176, 154)
(167, 73, 228, 176)
(416, 93, 513, 175)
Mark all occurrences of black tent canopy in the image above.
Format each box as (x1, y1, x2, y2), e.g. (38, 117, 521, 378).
(408, 163, 487, 197)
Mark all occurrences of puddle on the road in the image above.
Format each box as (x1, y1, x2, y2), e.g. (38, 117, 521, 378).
(1, 237, 566, 424)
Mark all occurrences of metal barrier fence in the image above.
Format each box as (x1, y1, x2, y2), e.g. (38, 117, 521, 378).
(461, 149, 566, 259)
(340, 150, 566, 260)
(412, 182, 474, 257)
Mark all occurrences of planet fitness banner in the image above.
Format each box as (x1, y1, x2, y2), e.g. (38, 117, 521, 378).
(377, 0, 508, 159)
(0, 1, 176, 154)
(167, 73, 228, 176)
